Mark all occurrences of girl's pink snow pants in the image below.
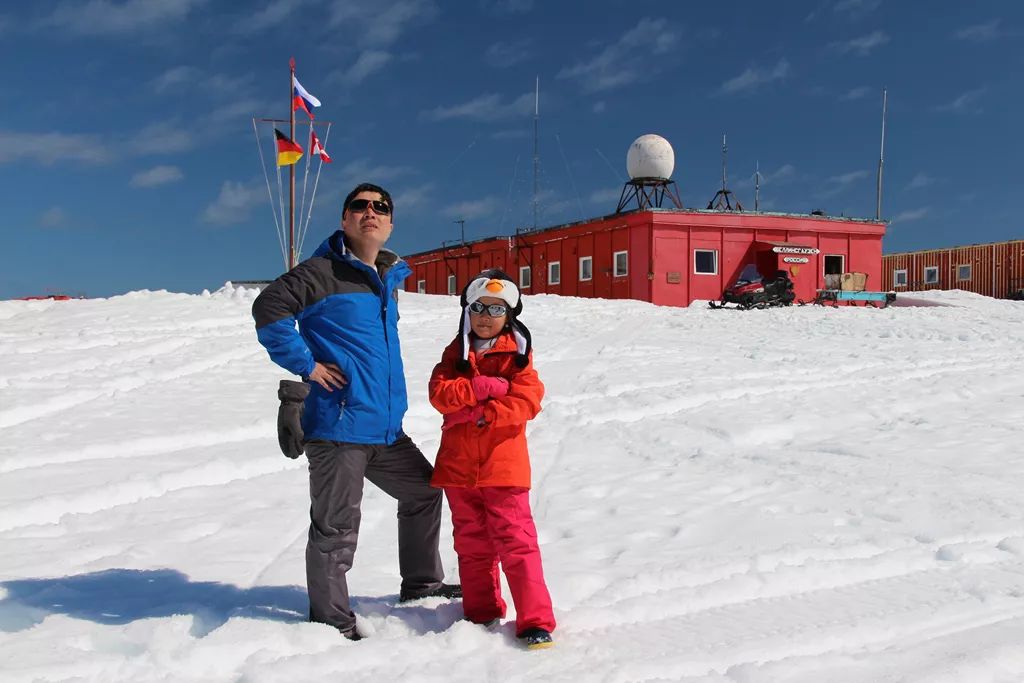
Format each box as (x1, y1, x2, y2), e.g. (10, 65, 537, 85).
(444, 486, 556, 635)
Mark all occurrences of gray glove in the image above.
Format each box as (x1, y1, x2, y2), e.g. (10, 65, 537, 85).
(277, 380, 311, 459)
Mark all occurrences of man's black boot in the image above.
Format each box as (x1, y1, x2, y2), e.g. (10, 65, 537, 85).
(398, 582, 462, 603)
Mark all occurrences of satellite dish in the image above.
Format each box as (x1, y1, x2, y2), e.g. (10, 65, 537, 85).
(626, 134, 674, 180)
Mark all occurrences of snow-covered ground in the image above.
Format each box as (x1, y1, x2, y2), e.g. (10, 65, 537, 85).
(1, 286, 1023, 683)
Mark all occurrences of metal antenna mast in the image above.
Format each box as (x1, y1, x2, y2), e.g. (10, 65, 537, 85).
(454, 219, 466, 245)
(721, 134, 727, 193)
(755, 160, 761, 211)
(532, 76, 539, 230)
(876, 87, 887, 221)
(706, 133, 743, 211)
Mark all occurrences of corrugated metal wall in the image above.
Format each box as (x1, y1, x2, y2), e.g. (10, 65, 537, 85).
(882, 239, 1024, 298)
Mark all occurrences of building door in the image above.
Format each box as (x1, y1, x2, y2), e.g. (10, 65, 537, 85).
(824, 254, 844, 289)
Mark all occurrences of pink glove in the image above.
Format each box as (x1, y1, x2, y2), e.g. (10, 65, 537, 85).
(471, 376, 509, 401)
(441, 405, 487, 431)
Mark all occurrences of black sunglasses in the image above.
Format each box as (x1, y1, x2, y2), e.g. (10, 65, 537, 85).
(468, 301, 508, 317)
(347, 198, 392, 215)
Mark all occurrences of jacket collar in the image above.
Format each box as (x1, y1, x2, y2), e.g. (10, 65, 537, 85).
(469, 330, 519, 359)
(313, 230, 403, 274)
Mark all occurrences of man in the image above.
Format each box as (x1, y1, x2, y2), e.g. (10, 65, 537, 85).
(252, 183, 459, 640)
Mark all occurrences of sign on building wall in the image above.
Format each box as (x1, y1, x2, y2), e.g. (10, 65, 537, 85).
(773, 246, 820, 255)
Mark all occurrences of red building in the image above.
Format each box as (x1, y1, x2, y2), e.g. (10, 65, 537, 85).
(881, 239, 1024, 299)
(404, 209, 886, 307)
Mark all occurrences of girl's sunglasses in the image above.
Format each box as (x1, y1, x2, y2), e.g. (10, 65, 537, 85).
(468, 301, 508, 317)
(347, 198, 392, 215)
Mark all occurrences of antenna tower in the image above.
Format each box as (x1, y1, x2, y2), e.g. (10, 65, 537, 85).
(706, 134, 743, 211)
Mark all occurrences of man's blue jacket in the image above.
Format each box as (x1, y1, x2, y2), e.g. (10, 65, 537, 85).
(252, 231, 411, 445)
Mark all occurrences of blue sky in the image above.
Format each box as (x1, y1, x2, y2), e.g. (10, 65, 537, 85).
(3, 0, 1022, 298)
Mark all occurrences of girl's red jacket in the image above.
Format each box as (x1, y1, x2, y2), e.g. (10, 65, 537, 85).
(428, 332, 544, 488)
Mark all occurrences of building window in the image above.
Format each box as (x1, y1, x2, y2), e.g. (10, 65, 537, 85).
(957, 264, 972, 282)
(893, 269, 907, 287)
(417, 279, 426, 294)
(548, 261, 561, 285)
(519, 265, 532, 289)
(924, 266, 939, 285)
(579, 256, 593, 281)
(447, 274, 457, 295)
(613, 250, 628, 277)
(694, 249, 718, 275)
(824, 254, 844, 276)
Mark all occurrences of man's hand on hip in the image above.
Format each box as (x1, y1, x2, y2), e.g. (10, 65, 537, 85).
(309, 362, 348, 392)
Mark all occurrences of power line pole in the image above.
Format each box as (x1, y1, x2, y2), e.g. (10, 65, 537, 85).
(876, 87, 888, 221)
(533, 76, 539, 230)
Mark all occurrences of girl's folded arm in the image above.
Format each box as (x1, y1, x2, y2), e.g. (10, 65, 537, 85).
(428, 345, 478, 414)
(482, 355, 544, 428)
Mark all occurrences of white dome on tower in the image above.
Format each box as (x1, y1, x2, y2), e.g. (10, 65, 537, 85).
(626, 134, 675, 180)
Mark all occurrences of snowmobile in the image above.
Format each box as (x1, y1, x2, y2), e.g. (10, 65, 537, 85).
(709, 264, 795, 310)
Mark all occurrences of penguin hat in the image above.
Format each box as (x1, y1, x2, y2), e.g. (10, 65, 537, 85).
(457, 268, 532, 371)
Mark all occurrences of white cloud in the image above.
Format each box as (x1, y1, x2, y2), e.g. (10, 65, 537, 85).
(129, 121, 194, 155)
(41, 0, 208, 36)
(0, 130, 110, 165)
(891, 207, 929, 223)
(485, 39, 532, 68)
(829, 169, 870, 186)
(39, 207, 67, 228)
(840, 86, 872, 100)
(393, 182, 435, 212)
(717, 59, 790, 96)
(736, 164, 797, 190)
(557, 18, 678, 93)
(906, 173, 935, 190)
(421, 92, 534, 122)
(443, 197, 502, 220)
(234, 0, 308, 34)
(151, 67, 253, 98)
(202, 180, 266, 225)
(818, 169, 870, 197)
(328, 51, 394, 86)
(337, 159, 415, 186)
(130, 165, 183, 188)
(589, 187, 621, 204)
(831, 30, 890, 55)
(955, 19, 1001, 42)
(935, 88, 986, 113)
(327, 0, 437, 46)
(151, 66, 199, 93)
(203, 98, 270, 127)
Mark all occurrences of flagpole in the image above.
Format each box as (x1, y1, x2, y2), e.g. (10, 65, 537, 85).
(288, 57, 297, 270)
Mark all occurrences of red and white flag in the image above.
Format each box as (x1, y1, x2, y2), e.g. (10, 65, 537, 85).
(310, 130, 332, 164)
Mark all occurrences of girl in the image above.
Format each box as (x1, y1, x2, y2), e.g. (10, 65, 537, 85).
(428, 270, 556, 650)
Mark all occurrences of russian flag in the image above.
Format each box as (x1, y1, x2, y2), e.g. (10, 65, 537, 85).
(292, 76, 321, 120)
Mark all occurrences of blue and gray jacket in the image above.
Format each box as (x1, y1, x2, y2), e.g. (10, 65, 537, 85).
(252, 231, 411, 445)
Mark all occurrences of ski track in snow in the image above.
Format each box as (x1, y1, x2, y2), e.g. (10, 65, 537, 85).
(1, 287, 1024, 682)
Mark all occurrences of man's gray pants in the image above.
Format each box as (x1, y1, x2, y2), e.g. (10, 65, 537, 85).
(305, 435, 444, 631)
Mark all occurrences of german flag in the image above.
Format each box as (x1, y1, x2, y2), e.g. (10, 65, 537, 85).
(275, 129, 303, 166)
